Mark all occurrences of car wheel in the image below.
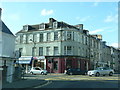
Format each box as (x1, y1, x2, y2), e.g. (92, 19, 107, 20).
(95, 72, 100, 77)
(109, 72, 113, 76)
(69, 72, 73, 75)
(30, 72, 33, 75)
(41, 72, 44, 75)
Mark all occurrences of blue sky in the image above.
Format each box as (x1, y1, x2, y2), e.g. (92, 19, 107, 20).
(0, 2, 118, 48)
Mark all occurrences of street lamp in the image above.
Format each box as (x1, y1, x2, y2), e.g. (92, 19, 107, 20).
(30, 39, 36, 67)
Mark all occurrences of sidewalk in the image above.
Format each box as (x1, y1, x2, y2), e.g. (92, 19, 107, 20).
(2, 79, 48, 89)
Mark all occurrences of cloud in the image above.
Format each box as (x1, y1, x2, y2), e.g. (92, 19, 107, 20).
(93, 2, 99, 6)
(89, 29, 104, 34)
(76, 16, 90, 22)
(110, 43, 118, 48)
(104, 14, 118, 23)
(41, 9, 53, 16)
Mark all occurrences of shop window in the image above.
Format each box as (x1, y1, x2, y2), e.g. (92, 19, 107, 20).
(53, 61, 58, 70)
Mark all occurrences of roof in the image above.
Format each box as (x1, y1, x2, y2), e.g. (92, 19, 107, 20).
(1, 21, 14, 36)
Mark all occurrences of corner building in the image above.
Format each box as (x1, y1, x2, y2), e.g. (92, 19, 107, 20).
(15, 18, 91, 73)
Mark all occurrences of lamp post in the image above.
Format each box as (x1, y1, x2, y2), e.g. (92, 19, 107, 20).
(30, 39, 36, 67)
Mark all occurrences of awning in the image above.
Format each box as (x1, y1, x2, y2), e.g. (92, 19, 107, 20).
(15, 60, 31, 64)
(15, 56, 32, 64)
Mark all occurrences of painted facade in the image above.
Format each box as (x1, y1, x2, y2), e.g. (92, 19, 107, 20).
(15, 18, 120, 73)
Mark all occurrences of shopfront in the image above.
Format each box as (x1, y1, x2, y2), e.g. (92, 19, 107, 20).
(46, 56, 90, 73)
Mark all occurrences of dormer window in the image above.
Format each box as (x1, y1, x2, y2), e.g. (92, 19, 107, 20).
(39, 23, 45, 30)
(23, 25, 28, 31)
(53, 21, 58, 28)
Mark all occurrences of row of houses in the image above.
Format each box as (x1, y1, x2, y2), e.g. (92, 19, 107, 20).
(15, 18, 120, 73)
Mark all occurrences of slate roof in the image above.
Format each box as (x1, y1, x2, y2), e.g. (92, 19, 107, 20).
(1, 21, 14, 36)
(16, 18, 81, 34)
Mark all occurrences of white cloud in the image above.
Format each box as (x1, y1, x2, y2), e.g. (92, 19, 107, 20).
(76, 16, 90, 22)
(104, 14, 118, 23)
(110, 43, 118, 48)
(93, 2, 99, 6)
(89, 29, 104, 34)
(41, 9, 53, 16)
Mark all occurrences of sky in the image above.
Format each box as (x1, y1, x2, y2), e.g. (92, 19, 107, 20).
(0, 2, 119, 48)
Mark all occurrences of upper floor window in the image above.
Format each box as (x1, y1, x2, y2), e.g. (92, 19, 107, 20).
(19, 48, 23, 57)
(53, 21, 58, 28)
(39, 33, 43, 42)
(64, 46, 72, 55)
(67, 31, 72, 40)
(39, 47, 43, 56)
(28, 34, 33, 43)
(54, 32, 58, 41)
(23, 35, 26, 43)
(39, 23, 45, 30)
(47, 33, 51, 41)
(54, 47, 59, 55)
(20, 35, 23, 43)
(23, 25, 28, 31)
(46, 47, 50, 55)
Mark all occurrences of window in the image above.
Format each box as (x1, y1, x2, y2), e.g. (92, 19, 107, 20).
(53, 22, 58, 28)
(64, 46, 72, 55)
(23, 35, 26, 43)
(67, 46, 72, 55)
(53, 61, 58, 70)
(39, 47, 43, 56)
(32, 47, 36, 56)
(28, 34, 33, 43)
(40, 33, 43, 42)
(20, 35, 23, 43)
(54, 32, 58, 41)
(19, 48, 23, 57)
(67, 31, 72, 40)
(39, 23, 45, 30)
(47, 33, 51, 41)
(23, 25, 28, 30)
(46, 47, 50, 55)
(54, 47, 59, 55)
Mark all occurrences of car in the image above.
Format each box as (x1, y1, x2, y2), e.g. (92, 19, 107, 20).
(87, 67, 114, 77)
(30, 67, 47, 75)
(65, 68, 87, 75)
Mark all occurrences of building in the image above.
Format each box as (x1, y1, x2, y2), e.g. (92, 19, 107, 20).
(15, 18, 91, 73)
(0, 8, 16, 84)
(15, 18, 120, 73)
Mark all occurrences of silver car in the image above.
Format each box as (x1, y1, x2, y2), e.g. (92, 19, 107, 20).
(30, 67, 47, 75)
(87, 67, 114, 76)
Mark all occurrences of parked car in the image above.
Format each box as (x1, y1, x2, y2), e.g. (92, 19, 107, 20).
(30, 67, 47, 75)
(87, 67, 114, 77)
(65, 68, 87, 75)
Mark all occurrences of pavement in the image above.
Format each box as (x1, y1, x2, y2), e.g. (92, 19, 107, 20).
(2, 78, 48, 89)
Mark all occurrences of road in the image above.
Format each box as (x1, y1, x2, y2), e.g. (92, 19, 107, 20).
(24, 73, 119, 88)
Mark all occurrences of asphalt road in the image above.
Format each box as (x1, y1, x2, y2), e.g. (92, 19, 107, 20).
(24, 73, 119, 88)
(40, 80, 119, 88)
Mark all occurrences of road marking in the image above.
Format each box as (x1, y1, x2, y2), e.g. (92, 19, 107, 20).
(44, 75, 119, 81)
(33, 80, 52, 88)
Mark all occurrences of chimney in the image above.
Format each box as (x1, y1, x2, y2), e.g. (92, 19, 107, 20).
(0, 8, 2, 20)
